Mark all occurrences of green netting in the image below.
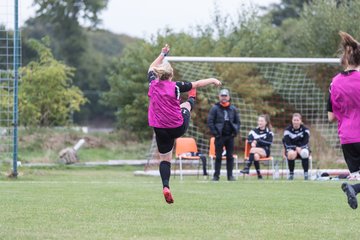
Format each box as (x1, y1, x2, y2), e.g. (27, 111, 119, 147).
(146, 60, 343, 169)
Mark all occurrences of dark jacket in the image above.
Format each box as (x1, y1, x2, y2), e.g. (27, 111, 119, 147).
(207, 102, 241, 137)
(283, 124, 310, 149)
(248, 127, 273, 152)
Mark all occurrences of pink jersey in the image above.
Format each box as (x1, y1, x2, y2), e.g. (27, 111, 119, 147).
(148, 79, 183, 128)
(330, 71, 360, 144)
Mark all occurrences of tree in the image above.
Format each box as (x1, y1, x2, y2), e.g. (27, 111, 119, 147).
(23, 1, 140, 125)
(18, 38, 87, 126)
(34, 0, 108, 28)
(102, 40, 154, 139)
(266, 0, 312, 26)
(32, 0, 108, 67)
(282, 0, 360, 58)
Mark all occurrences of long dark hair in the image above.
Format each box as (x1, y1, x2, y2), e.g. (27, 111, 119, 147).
(339, 31, 360, 67)
(259, 114, 272, 131)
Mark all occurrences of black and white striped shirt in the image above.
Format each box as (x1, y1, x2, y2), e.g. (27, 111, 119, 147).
(248, 127, 274, 150)
(283, 124, 310, 149)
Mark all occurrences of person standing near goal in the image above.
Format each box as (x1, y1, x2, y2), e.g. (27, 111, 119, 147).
(148, 44, 222, 204)
(282, 113, 311, 180)
(328, 32, 360, 209)
(208, 89, 240, 181)
(240, 115, 273, 179)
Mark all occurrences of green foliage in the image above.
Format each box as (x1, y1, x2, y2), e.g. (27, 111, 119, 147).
(18, 39, 87, 126)
(226, 10, 284, 57)
(282, 0, 360, 57)
(103, 41, 154, 139)
(267, 0, 311, 26)
(34, 0, 108, 28)
(216, 64, 278, 115)
(22, 15, 138, 123)
(23, 0, 132, 124)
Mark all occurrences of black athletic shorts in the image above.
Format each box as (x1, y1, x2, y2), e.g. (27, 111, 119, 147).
(154, 108, 191, 154)
(342, 142, 360, 173)
(263, 147, 270, 158)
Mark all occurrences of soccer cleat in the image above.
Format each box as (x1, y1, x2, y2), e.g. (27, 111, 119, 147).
(212, 176, 220, 181)
(304, 172, 309, 180)
(163, 187, 174, 204)
(188, 88, 197, 99)
(257, 175, 263, 180)
(240, 168, 250, 174)
(288, 174, 294, 180)
(228, 176, 236, 181)
(341, 182, 358, 209)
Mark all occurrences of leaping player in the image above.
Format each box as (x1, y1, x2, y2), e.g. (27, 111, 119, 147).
(148, 44, 221, 204)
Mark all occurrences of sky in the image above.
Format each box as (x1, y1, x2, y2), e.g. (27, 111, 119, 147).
(20, 0, 280, 38)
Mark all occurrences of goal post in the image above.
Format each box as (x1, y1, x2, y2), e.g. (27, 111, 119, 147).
(146, 56, 343, 170)
(0, 0, 20, 176)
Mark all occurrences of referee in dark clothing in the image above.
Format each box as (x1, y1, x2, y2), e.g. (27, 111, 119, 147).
(208, 89, 241, 181)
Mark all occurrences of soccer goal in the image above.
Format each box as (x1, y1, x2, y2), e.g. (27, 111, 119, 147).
(146, 56, 343, 170)
(0, 0, 20, 176)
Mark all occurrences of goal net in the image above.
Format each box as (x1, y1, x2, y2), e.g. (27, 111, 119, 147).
(146, 57, 342, 170)
(0, 0, 20, 173)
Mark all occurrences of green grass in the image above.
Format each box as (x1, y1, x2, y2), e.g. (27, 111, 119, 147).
(0, 167, 359, 239)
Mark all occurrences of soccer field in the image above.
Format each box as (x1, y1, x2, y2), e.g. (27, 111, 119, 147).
(0, 167, 358, 240)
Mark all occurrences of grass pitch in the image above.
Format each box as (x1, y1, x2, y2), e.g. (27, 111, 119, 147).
(0, 167, 358, 240)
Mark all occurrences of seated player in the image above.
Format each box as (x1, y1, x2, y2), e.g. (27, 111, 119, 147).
(240, 115, 273, 179)
(148, 44, 221, 204)
(283, 113, 311, 180)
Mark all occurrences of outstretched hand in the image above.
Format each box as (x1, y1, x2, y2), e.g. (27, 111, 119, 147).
(161, 44, 170, 56)
(212, 78, 222, 86)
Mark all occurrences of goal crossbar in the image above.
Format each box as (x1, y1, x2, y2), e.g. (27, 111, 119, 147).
(166, 56, 340, 64)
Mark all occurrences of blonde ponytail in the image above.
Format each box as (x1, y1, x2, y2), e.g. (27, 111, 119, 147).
(153, 62, 174, 80)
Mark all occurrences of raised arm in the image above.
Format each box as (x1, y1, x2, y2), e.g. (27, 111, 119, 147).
(149, 44, 170, 71)
(192, 78, 222, 88)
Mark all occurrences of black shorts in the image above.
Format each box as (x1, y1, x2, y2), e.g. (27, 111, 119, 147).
(255, 146, 270, 157)
(342, 142, 360, 173)
(263, 148, 270, 158)
(154, 108, 191, 154)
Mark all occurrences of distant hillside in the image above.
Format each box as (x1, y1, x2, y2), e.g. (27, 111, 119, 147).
(21, 17, 140, 125)
(22, 18, 139, 64)
(87, 29, 139, 57)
